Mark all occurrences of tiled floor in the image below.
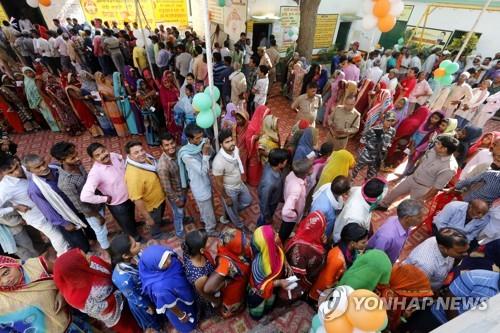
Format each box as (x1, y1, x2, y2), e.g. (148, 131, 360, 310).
(10, 86, 500, 332)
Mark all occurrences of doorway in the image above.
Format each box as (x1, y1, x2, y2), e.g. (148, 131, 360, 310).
(252, 23, 272, 52)
(334, 22, 351, 51)
(1, 1, 45, 26)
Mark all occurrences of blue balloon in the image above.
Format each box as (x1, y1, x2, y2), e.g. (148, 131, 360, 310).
(204, 86, 221, 102)
(196, 110, 214, 128)
(311, 314, 322, 333)
(192, 93, 212, 111)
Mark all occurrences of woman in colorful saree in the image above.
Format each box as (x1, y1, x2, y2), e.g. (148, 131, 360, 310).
(22, 66, 60, 132)
(113, 71, 140, 135)
(363, 88, 393, 134)
(247, 225, 293, 320)
(53, 248, 141, 333)
(139, 245, 198, 333)
(244, 105, 271, 186)
(159, 70, 181, 142)
(0, 255, 93, 333)
(284, 211, 327, 300)
(136, 79, 160, 146)
(64, 73, 104, 137)
(378, 264, 433, 331)
(258, 114, 280, 165)
(204, 228, 252, 318)
(95, 71, 129, 137)
(309, 223, 369, 303)
(0, 74, 40, 132)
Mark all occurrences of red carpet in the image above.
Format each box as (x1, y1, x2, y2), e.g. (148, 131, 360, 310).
(10, 85, 500, 332)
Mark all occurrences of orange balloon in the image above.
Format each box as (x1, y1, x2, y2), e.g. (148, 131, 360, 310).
(324, 314, 353, 333)
(373, 0, 390, 18)
(345, 289, 388, 332)
(378, 15, 396, 32)
(39, 0, 51, 6)
(434, 68, 446, 78)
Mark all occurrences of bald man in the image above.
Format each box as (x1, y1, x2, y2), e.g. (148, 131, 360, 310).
(433, 199, 490, 241)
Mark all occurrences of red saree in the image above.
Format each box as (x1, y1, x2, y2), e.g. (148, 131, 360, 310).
(244, 105, 271, 186)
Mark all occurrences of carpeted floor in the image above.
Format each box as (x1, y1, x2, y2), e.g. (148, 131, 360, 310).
(10, 86, 500, 332)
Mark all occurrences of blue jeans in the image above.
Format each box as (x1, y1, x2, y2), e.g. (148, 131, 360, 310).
(222, 184, 252, 228)
(169, 197, 185, 237)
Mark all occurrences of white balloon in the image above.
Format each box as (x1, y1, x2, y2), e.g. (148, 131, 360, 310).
(318, 287, 349, 322)
(291, 34, 298, 41)
(390, 1, 405, 17)
(362, 15, 378, 30)
(26, 0, 39, 8)
(362, 0, 374, 15)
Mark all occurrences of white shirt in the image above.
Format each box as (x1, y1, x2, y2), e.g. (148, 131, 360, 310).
(410, 56, 422, 72)
(253, 76, 269, 106)
(423, 54, 438, 74)
(19, 19, 34, 32)
(364, 66, 383, 83)
(220, 47, 230, 58)
(333, 187, 371, 243)
(34, 37, 51, 57)
(380, 74, 398, 95)
(55, 36, 68, 57)
(404, 236, 454, 289)
(0, 175, 47, 226)
(244, 45, 253, 65)
(48, 37, 60, 57)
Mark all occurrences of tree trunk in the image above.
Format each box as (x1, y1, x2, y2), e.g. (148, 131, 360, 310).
(296, 0, 322, 61)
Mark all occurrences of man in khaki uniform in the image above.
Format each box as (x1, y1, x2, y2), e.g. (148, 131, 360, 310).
(376, 135, 459, 210)
(327, 95, 361, 150)
(229, 62, 247, 104)
(292, 82, 322, 126)
(267, 40, 280, 88)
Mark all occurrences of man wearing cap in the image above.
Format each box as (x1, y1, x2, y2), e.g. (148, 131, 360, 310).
(441, 72, 473, 118)
(327, 94, 361, 150)
(352, 111, 397, 180)
(347, 41, 361, 59)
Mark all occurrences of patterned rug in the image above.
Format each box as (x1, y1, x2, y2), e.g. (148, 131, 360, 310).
(10, 85, 500, 333)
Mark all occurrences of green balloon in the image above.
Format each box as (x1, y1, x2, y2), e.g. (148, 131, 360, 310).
(311, 314, 322, 332)
(439, 59, 452, 70)
(398, 37, 404, 45)
(196, 111, 214, 129)
(212, 104, 221, 117)
(445, 62, 460, 75)
(204, 86, 221, 102)
(193, 93, 212, 111)
(439, 74, 454, 86)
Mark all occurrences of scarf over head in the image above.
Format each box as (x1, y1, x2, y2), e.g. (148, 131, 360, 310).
(245, 105, 271, 152)
(79, 70, 98, 92)
(364, 89, 393, 132)
(259, 114, 280, 150)
(294, 127, 316, 161)
(22, 67, 41, 109)
(394, 105, 430, 139)
(285, 211, 326, 255)
(468, 131, 500, 158)
(338, 249, 392, 291)
(315, 149, 355, 190)
(251, 225, 284, 292)
(178, 138, 207, 188)
(218, 228, 250, 265)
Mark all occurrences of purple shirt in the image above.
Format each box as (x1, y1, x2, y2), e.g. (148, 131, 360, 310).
(368, 216, 409, 263)
(27, 167, 79, 227)
(343, 64, 360, 82)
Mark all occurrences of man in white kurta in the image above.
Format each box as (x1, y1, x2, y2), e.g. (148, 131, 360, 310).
(455, 80, 491, 128)
(441, 72, 473, 118)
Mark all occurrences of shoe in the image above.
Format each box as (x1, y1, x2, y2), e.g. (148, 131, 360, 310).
(373, 205, 389, 212)
(219, 216, 231, 224)
(207, 230, 220, 238)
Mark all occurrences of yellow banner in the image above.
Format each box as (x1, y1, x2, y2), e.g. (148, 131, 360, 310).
(0, 4, 9, 23)
(313, 14, 338, 49)
(79, 0, 188, 28)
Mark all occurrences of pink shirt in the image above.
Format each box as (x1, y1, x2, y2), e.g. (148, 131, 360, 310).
(80, 153, 129, 205)
(409, 79, 432, 104)
(343, 64, 360, 82)
(281, 171, 307, 223)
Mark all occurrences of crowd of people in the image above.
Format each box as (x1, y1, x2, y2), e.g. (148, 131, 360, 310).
(0, 15, 500, 333)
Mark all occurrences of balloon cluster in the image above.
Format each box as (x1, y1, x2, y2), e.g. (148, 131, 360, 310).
(192, 86, 222, 129)
(433, 60, 460, 86)
(287, 27, 299, 42)
(311, 286, 388, 333)
(26, 0, 51, 8)
(361, 0, 405, 33)
(133, 29, 152, 48)
(394, 37, 404, 51)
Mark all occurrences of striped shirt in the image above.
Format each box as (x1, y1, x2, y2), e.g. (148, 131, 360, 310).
(403, 236, 454, 289)
(456, 170, 500, 204)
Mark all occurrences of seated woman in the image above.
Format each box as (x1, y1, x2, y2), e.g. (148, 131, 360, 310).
(139, 245, 198, 333)
(110, 233, 163, 332)
(204, 228, 252, 318)
(338, 249, 392, 291)
(0, 254, 93, 332)
(53, 249, 141, 333)
(378, 264, 433, 331)
(285, 211, 327, 300)
(247, 225, 293, 320)
(182, 230, 218, 319)
(309, 223, 369, 303)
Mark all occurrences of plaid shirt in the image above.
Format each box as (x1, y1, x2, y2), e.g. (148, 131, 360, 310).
(57, 165, 100, 216)
(157, 152, 183, 202)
